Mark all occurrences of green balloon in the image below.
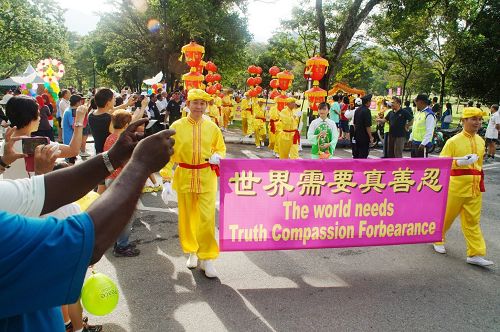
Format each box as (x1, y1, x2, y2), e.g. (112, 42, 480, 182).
(81, 272, 119, 316)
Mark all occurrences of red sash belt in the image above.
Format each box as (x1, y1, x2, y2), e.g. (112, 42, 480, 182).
(284, 129, 300, 144)
(178, 162, 220, 177)
(256, 117, 266, 122)
(246, 108, 253, 115)
(270, 120, 277, 134)
(450, 169, 485, 192)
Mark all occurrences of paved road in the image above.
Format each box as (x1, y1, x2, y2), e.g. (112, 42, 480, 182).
(88, 143, 500, 332)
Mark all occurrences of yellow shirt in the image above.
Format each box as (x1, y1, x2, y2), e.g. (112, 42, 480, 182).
(440, 131, 485, 198)
(241, 98, 250, 119)
(160, 116, 226, 193)
(208, 104, 219, 120)
(279, 107, 297, 140)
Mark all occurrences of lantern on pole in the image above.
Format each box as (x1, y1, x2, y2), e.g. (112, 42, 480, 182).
(304, 55, 329, 86)
(182, 70, 204, 91)
(305, 86, 327, 111)
(277, 70, 294, 91)
(205, 61, 218, 73)
(180, 41, 205, 68)
(275, 94, 289, 111)
(269, 66, 280, 78)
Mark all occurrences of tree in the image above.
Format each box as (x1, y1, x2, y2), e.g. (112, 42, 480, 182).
(0, 0, 69, 77)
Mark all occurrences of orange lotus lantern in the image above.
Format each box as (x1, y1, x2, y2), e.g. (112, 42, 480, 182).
(214, 82, 222, 91)
(269, 66, 280, 78)
(305, 86, 327, 111)
(213, 73, 222, 82)
(254, 76, 262, 85)
(246, 77, 256, 87)
(180, 41, 205, 68)
(255, 86, 263, 94)
(305, 55, 329, 86)
(255, 66, 263, 76)
(206, 85, 218, 95)
(269, 79, 279, 89)
(205, 73, 217, 84)
(269, 90, 280, 100)
(247, 65, 259, 75)
(277, 70, 294, 91)
(275, 94, 289, 111)
(182, 71, 204, 91)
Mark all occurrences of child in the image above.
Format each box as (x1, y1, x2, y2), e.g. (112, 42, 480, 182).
(307, 102, 339, 159)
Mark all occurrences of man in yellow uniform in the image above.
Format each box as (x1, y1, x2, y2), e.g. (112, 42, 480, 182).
(268, 101, 280, 155)
(214, 93, 223, 129)
(253, 98, 267, 148)
(160, 89, 226, 277)
(433, 107, 494, 267)
(207, 99, 220, 127)
(278, 98, 301, 159)
(221, 91, 233, 131)
(240, 93, 253, 137)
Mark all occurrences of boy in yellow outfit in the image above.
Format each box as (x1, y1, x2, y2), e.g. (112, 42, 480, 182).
(240, 93, 254, 136)
(221, 91, 233, 131)
(160, 89, 226, 278)
(433, 107, 494, 267)
(253, 98, 267, 148)
(207, 99, 220, 127)
(278, 98, 301, 159)
(268, 101, 280, 155)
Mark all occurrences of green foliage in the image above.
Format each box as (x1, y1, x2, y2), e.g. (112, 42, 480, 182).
(0, 0, 69, 77)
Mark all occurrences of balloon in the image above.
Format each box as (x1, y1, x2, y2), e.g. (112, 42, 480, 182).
(44, 82, 50, 88)
(81, 272, 119, 316)
(22, 89, 29, 95)
(147, 88, 152, 95)
(26, 83, 32, 89)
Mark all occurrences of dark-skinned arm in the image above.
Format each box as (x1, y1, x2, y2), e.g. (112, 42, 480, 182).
(41, 119, 149, 215)
(87, 129, 175, 264)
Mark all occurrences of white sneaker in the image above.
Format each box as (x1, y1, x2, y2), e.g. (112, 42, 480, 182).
(261, 141, 265, 147)
(200, 260, 218, 278)
(79, 151, 90, 157)
(466, 256, 494, 267)
(256, 146, 261, 149)
(186, 253, 198, 269)
(433, 244, 446, 254)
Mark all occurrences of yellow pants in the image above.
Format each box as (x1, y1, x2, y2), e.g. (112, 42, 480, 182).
(242, 117, 249, 135)
(290, 143, 299, 159)
(178, 191, 219, 260)
(254, 121, 266, 147)
(269, 131, 277, 150)
(278, 135, 293, 159)
(435, 194, 486, 257)
(274, 131, 282, 154)
(222, 108, 231, 128)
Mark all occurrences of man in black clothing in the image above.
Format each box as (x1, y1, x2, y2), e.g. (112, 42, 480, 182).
(165, 90, 182, 126)
(431, 96, 441, 118)
(148, 94, 161, 120)
(353, 94, 374, 159)
(385, 96, 413, 158)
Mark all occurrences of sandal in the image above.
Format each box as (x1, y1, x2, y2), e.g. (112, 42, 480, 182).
(82, 317, 103, 332)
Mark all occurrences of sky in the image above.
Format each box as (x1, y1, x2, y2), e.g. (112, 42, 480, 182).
(55, 0, 300, 42)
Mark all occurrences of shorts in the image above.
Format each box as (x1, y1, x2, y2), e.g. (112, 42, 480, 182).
(486, 138, 499, 144)
(339, 120, 349, 132)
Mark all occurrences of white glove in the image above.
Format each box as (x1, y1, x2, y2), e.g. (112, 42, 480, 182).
(161, 181, 176, 204)
(456, 154, 479, 166)
(208, 153, 222, 165)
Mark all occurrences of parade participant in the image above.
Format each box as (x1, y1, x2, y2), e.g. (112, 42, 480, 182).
(409, 94, 435, 158)
(268, 101, 280, 155)
(221, 90, 233, 131)
(240, 92, 254, 137)
(278, 98, 301, 159)
(160, 89, 226, 278)
(207, 98, 220, 127)
(433, 107, 493, 267)
(307, 102, 339, 159)
(353, 94, 374, 159)
(484, 104, 499, 163)
(253, 98, 267, 149)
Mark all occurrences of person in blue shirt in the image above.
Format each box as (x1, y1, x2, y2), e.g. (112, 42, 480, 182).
(0, 118, 175, 332)
(329, 94, 341, 128)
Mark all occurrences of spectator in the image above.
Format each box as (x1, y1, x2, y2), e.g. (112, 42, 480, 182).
(432, 96, 441, 118)
(329, 94, 341, 130)
(353, 94, 374, 159)
(484, 104, 499, 163)
(165, 90, 182, 126)
(345, 97, 362, 158)
(156, 92, 168, 114)
(0, 119, 175, 331)
(2, 95, 85, 179)
(57, 89, 71, 143)
(103, 110, 140, 257)
(147, 93, 161, 120)
(385, 96, 413, 158)
(440, 102, 453, 129)
(80, 98, 96, 158)
(32, 95, 54, 141)
(409, 94, 435, 158)
(339, 96, 350, 140)
(62, 95, 86, 164)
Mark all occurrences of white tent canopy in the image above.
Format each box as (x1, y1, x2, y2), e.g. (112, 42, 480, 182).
(0, 64, 45, 86)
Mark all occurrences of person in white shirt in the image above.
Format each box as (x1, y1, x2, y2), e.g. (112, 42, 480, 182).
(58, 90, 71, 142)
(485, 104, 500, 162)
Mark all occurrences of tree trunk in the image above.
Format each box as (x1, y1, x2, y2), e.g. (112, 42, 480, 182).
(318, 0, 381, 89)
(440, 72, 446, 106)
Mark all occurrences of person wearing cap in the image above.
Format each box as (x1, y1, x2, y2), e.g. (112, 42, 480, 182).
(278, 98, 301, 159)
(207, 98, 220, 127)
(253, 98, 267, 148)
(268, 101, 280, 155)
(160, 89, 226, 278)
(409, 94, 436, 158)
(433, 107, 493, 267)
(307, 102, 339, 159)
(221, 90, 234, 131)
(240, 92, 254, 137)
(353, 94, 374, 158)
